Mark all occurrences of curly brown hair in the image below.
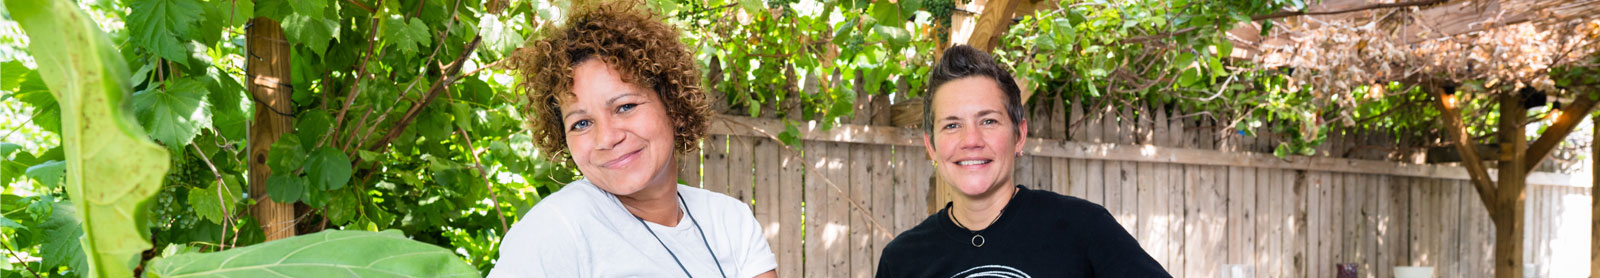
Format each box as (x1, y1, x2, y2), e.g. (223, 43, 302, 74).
(508, 2, 711, 161)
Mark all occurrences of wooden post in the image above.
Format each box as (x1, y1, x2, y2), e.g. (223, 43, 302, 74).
(1493, 92, 1527, 278)
(246, 17, 297, 241)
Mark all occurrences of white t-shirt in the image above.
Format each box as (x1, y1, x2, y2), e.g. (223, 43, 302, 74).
(488, 179, 778, 278)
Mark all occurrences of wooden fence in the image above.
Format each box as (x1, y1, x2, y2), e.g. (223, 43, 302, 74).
(673, 95, 1591, 277)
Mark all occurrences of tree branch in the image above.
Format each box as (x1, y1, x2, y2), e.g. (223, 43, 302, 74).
(1523, 91, 1600, 173)
(324, 3, 387, 151)
(1431, 84, 1498, 213)
(360, 36, 482, 156)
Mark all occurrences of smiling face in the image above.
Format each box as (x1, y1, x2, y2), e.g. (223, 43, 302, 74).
(923, 76, 1027, 197)
(560, 59, 679, 197)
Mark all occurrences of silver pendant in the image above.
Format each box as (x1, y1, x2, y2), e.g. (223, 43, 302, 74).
(971, 234, 985, 247)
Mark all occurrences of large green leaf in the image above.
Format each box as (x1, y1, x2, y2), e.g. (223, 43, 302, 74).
(127, 0, 204, 65)
(144, 230, 482, 277)
(131, 77, 212, 148)
(7, 0, 171, 277)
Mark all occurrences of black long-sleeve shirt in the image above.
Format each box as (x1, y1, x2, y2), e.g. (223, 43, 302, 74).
(876, 185, 1172, 278)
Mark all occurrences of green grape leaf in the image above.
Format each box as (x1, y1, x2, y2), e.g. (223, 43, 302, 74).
(479, 14, 523, 57)
(324, 189, 359, 225)
(211, 0, 254, 28)
(127, 0, 203, 66)
(8, 0, 171, 276)
(872, 24, 910, 49)
(295, 109, 331, 149)
(132, 77, 213, 148)
(778, 120, 801, 149)
(384, 16, 433, 56)
(39, 203, 88, 274)
(0, 214, 21, 229)
(186, 174, 244, 224)
(266, 173, 306, 203)
(869, 0, 902, 25)
(24, 160, 65, 189)
(306, 147, 352, 190)
(268, 134, 307, 173)
(1, 61, 29, 91)
(0, 142, 20, 157)
(288, 0, 325, 18)
(144, 230, 481, 277)
(282, 13, 340, 57)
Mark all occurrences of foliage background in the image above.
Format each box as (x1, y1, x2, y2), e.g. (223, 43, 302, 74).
(1, 0, 1595, 276)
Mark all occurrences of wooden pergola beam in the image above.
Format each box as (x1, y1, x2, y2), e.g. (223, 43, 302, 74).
(1430, 85, 1499, 214)
(966, 0, 1021, 51)
(1523, 92, 1599, 173)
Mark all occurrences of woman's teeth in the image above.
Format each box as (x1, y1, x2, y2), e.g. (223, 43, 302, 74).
(956, 160, 990, 166)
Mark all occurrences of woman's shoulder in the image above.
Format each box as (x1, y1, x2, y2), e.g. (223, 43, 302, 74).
(507, 180, 609, 236)
(1018, 185, 1105, 213)
(678, 184, 753, 213)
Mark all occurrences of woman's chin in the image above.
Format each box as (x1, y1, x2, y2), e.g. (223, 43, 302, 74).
(590, 175, 650, 196)
(952, 181, 996, 197)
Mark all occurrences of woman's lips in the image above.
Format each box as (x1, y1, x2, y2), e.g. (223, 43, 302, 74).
(952, 158, 993, 170)
(601, 149, 642, 168)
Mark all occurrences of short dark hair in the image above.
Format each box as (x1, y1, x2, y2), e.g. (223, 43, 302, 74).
(922, 45, 1025, 138)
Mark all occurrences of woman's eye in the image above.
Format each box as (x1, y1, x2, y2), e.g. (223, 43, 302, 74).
(570, 120, 592, 131)
(942, 123, 959, 130)
(617, 103, 638, 113)
(982, 119, 999, 125)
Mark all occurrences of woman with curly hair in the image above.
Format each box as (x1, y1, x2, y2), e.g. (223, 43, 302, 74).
(488, 3, 778, 278)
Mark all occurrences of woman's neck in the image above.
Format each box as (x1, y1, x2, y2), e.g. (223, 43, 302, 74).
(951, 183, 1017, 231)
(617, 179, 682, 227)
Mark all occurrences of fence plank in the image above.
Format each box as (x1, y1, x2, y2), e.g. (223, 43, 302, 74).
(729, 136, 754, 204)
(1185, 164, 1225, 277)
(705, 135, 730, 196)
(752, 138, 792, 277)
(1388, 176, 1410, 272)
(848, 142, 872, 278)
(1329, 172, 1345, 273)
(1087, 110, 1106, 205)
(804, 140, 827, 277)
(870, 145, 893, 276)
(1069, 99, 1088, 199)
(1373, 174, 1389, 278)
(1120, 106, 1139, 236)
(1255, 167, 1272, 275)
(1104, 106, 1123, 216)
(1290, 170, 1307, 278)
(1444, 177, 1461, 278)
(828, 141, 850, 277)
(1312, 171, 1324, 278)
(1226, 166, 1246, 265)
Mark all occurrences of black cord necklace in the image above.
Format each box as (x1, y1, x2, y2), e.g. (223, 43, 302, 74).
(949, 187, 1018, 248)
(632, 193, 728, 278)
